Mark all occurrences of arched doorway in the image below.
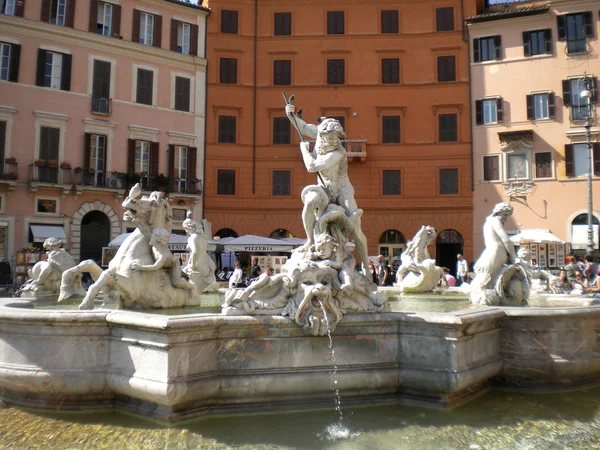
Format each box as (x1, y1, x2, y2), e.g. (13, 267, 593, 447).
(436, 229, 464, 277)
(214, 228, 238, 239)
(269, 229, 293, 239)
(378, 230, 405, 266)
(80, 211, 110, 263)
(571, 213, 600, 252)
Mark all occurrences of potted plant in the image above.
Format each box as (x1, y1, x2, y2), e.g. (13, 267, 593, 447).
(47, 160, 58, 168)
(5, 157, 16, 165)
(34, 159, 45, 167)
(60, 162, 71, 170)
(73, 167, 83, 174)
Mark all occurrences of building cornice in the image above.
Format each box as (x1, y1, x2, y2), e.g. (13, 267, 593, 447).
(0, 16, 207, 71)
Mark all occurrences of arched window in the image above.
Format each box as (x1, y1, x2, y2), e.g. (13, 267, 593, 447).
(571, 214, 599, 250)
(378, 229, 405, 264)
(435, 229, 464, 277)
(269, 229, 293, 239)
(214, 228, 238, 239)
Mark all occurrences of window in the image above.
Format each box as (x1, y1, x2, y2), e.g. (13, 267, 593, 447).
(136, 68, 153, 105)
(381, 58, 399, 84)
(38, 126, 60, 183)
(92, 60, 111, 114)
(36, 50, 71, 91)
(535, 152, 552, 178)
(174, 146, 188, 180)
(174, 77, 190, 112)
(97, 2, 113, 36)
(273, 117, 290, 145)
(220, 58, 238, 84)
(382, 116, 400, 144)
(0, 122, 5, 169)
(217, 169, 235, 195)
(507, 153, 528, 179)
(272, 170, 290, 196)
(557, 12, 594, 54)
(439, 168, 458, 194)
(177, 22, 190, 55)
(327, 11, 344, 35)
(473, 36, 502, 62)
(1, 0, 15, 16)
(566, 143, 600, 177)
(438, 114, 457, 142)
(327, 59, 344, 85)
(483, 155, 499, 181)
(563, 77, 597, 121)
(437, 56, 456, 82)
(475, 98, 503, 125)
(139, 12, 154, 46)
(218, 116, 236, 143)
(274, 12, 291, 36)
(381, 10, 398, 34)
(436, 7, 454, 32)
(49, 0, 67, 26)
(88, 134, 106, 186)
(0, 42, 19, 82)
(382, 170, 401, 195)
(523, 29, 552, 56)
(527, 93, 555, 120)
(36, 199, 58, 214)
(221, 10, 238, 34)
(273, 60, 291, 86)
(135, 141, 151, 173)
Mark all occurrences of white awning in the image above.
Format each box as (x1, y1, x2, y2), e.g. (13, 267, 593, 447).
(108, 232, 218, 252)
(223, 235, 296, 253)
(30, 224, 67, 243)
(510, 229, 565, 244)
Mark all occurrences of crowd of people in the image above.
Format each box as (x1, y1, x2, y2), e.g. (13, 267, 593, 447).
(550, 255, 600, 296)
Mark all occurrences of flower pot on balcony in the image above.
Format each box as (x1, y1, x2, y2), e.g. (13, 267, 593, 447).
(5, 157, 16, 164)
(34, 160, 46, 167)
(47, 160, 58, 169)
(60, 162, 71, 170)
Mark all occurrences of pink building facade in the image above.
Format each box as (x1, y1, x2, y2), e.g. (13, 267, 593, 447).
(0, 0, 208, 279)
(468, 1, 600, 264)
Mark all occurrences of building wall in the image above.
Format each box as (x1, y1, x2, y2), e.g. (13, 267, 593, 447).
(0, 0, 208, 272)
(203, 0, 479, 266)
(469, 1, 600, 258)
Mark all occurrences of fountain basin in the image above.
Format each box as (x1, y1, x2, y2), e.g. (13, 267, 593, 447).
(0, 297, 599, 423)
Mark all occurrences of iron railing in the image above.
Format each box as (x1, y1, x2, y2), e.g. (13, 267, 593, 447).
(566, 38, 587, 54)
(91, 97, 111, 115)
(28, 163, 72, 184)
(0, 161, 18, 180)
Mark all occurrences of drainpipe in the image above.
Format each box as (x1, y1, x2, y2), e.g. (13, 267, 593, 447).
(201, 9, 210, 220)
(462, 2, 475, 193)
(251, 0, 258, 194)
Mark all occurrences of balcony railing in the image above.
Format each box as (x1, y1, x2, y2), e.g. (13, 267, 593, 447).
(0, 160, 18, 180)
(28, 163, 72, 184)
(344, 139, 367, 157)
(167, 177, 202, 195)
(570, 105, 593, 121)
(566, 38, 588, 54)
(91, 97, 111, 115)
(72, 169, 127, 189)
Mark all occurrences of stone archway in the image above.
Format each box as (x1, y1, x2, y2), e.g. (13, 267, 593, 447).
(71, 201, 120, 262)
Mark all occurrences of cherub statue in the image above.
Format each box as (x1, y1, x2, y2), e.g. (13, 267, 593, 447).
(181, 211, 219, 293)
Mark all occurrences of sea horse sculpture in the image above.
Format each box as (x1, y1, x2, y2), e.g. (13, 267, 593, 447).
(59, 185, 202, 310)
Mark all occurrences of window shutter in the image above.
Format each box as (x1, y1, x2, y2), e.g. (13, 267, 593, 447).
(522, 31, 531, 57)
(591, 77, 598, 103)
(475, 100, 483, 125)
(150, 142, 159, 175)
(583, 12, 594, 38)
(40, 0, 50, 22)
(170, 19, 178, 52)
(36, 49, 47, 86)
(565, 144, 574, 177)
(562, 79, 572, 106)
(61, 54, 72, 91)
(190, 24, 199, 56)
(526, 95, 534, 120)
(187, 147, 197, 180)
(65, 0, 75, 28)
(557, 15, 566, 41)
(15, 0, 25, 17)
(494, 35, 502, 60)
(544, 29, 552, 54)
(112, 5, 121, 37)
(89, 0, 98, 32)
(132, 9, 141, 42)
(548, 92, 556, 118)
(168, 144, 175, 177)
(127, 139, 136, 174)
(593, 143, 600, 176)
(153, 15, 162, 48)
(473, 38, 480, 63)
(8, 44, 20, 83)
(437, 56, 446, 81)
(83, 133, 91, 170)
(496, 98, 504, 123)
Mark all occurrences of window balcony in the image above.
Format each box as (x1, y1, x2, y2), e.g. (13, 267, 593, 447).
(566, 38, 588, 55)
(168, 177, 202, 195)
(0, 158, 18, 193)
(27, 161, 72, 198)
(91, 97, 112, 115)
(570, 105, 593, 122)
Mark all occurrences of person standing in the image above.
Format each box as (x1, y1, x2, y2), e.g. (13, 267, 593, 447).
(228, 261, 243, 288)
(565, 256, 578, 280)
(376, 255, 389, 286)
(456, 254, 469, 285)
(249, 257, 262, 280)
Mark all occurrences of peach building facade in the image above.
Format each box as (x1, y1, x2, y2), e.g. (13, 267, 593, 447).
(0, 0, 208, 279)
(467, 1, 600, 264)
(202, 0, 482, 272)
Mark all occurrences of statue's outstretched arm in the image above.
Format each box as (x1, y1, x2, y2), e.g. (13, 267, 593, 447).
(132, 254, 169, 272)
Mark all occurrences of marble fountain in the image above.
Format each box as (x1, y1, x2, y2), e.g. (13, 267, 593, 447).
(1, 104, 600, 435)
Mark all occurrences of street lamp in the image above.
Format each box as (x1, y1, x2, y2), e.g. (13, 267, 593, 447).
(580, 73, 594, 255)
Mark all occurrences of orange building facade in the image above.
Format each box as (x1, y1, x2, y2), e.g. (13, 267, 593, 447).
(203, 0, 482, 271)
